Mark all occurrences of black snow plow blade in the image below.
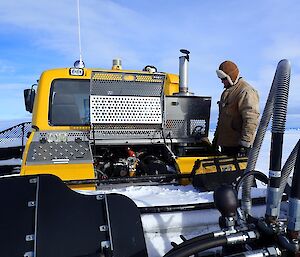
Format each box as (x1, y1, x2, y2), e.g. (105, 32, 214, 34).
(0, 174, 148, 257)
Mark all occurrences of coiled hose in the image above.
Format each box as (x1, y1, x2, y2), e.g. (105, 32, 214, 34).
(241, 60, 291, 215)
(241, 65, 276, 214)
(278, 140, 300, 203)
(287, 144, 300, 232)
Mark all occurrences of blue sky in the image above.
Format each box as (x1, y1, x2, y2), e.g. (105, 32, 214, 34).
(0, 0, 300, 130)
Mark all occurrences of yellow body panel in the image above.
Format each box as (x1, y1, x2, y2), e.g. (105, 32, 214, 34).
(22, 67, 180, 190)
(32, 68, 92, 131)
(31, 68, 179, 132)
(176, 156, 247, 185)
(21, 163, 95, 190)
(176, 156, 215, 185)
(177, 156, 247, 173)
(177, 156, 213, 174)
(164, 74, 179, 95)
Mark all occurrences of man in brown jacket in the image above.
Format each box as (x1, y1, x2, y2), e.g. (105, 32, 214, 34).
(213, 60, 260, 156)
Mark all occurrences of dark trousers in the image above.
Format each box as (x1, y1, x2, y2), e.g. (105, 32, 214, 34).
(221, 146, 240, 156)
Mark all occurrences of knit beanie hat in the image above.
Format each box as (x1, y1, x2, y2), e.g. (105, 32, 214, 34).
(216, 60, 240, 86)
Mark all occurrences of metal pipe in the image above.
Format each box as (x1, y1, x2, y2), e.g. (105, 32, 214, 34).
(112, 58, 122, 70)
(179, 55, 189, 94)
(175, 49, 193, 96)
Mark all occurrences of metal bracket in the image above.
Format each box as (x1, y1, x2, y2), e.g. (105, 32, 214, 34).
(24, 252, 34, 257)
(99, 225, 108, 232)
(101, 240, 111, 250)
(96, 194, 104, 200)
(25, 234, 35, 241)
(28, 201, 36, 207)
(29, 178, 37, 184)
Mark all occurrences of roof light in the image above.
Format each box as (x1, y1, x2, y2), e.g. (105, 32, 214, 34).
(69, 68, 84, 76)
(74, 59, 85, 68)
(143, 65, 157, 73)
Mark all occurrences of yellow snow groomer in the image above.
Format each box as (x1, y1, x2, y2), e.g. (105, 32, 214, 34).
(21, 50, 247, 190)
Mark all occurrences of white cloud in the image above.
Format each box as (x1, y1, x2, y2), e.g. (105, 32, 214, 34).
(0, 0, 300, 127)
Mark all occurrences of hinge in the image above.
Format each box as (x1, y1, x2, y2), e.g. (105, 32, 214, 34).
(28, 201, 36, 207)
(101, 240, 111, 250)
(24, 251, 34, 257)
(25, 234, 35, 241)
(96, 194, 104, 200)
(99, 225, 108, 232)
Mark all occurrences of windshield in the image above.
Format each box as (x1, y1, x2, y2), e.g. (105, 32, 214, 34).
(49, 79, 90, 126)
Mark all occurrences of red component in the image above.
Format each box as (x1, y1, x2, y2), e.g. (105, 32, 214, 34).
(127, 147, 136, 157)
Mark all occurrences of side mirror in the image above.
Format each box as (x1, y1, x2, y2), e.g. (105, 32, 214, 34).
(24, 86, 36, 113)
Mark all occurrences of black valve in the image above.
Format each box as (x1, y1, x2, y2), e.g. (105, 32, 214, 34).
(214, 184, 238, 218)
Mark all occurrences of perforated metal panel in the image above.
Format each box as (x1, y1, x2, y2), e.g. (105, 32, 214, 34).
(190, 119, 206, 135)
(26, 131, 92, 165)
(90, 71, 165, 97)
(91, 124, 161, 140)
(90, 95, 162, 124)
(27, 141, 91, 164)
(90, 71, 165, 141)
(165, 120, 187, 138)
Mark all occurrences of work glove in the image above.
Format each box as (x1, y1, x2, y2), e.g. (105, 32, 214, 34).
(237, 145, 250, 157)
(211, 137, 219, 152)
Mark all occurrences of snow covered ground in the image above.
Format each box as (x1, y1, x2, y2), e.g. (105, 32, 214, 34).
(87, 130, 300, 257)
(0, 128, 299, 256)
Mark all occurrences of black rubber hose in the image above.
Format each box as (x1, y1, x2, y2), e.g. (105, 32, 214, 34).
(235, 170, 269, 194)
(278, 140, 300, 198)
(289, 145, 300, 199)
(241, 71, 276, 214)
(266, 59, 291, 219)
(163, 236, 227, 257)
(166, 232, 215, 254)
(241, 59, 291, 216)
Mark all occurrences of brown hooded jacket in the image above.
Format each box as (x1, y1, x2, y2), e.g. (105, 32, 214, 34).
(215, 78, 260, 148)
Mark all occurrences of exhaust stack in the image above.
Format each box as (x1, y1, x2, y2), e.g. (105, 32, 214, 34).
(174, 49, 193, 96)
(112, 59, 122, 70)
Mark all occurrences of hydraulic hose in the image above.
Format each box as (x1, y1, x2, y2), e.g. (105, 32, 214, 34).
(241, 71, 276, 214)
(278, 140, 300, 202)
(167, 232, 215, 254)
(163, 236, 227, 257)
(164, 231, 259, 257)
(266, 59, 291, 219)
(241, 59, 291, 216)
(235, 170, 268, 194)
(224, 246, 281, 257)
(287, 144, 300, 232)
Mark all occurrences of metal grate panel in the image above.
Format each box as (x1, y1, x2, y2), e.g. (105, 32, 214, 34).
(26, 141, 92, 164)
(165, 120, 187, 137)
(0, 122, 31, 148)
(90, 95, 162, 124)
(91, 71, 165, 97)
(26, 131, 92, 165)
(190, 119, 206, 135)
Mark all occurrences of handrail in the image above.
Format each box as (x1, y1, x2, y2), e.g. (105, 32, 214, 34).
(0, 122, 31, 148)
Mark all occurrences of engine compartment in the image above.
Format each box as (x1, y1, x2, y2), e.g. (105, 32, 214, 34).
(92, 145, 178, 179)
